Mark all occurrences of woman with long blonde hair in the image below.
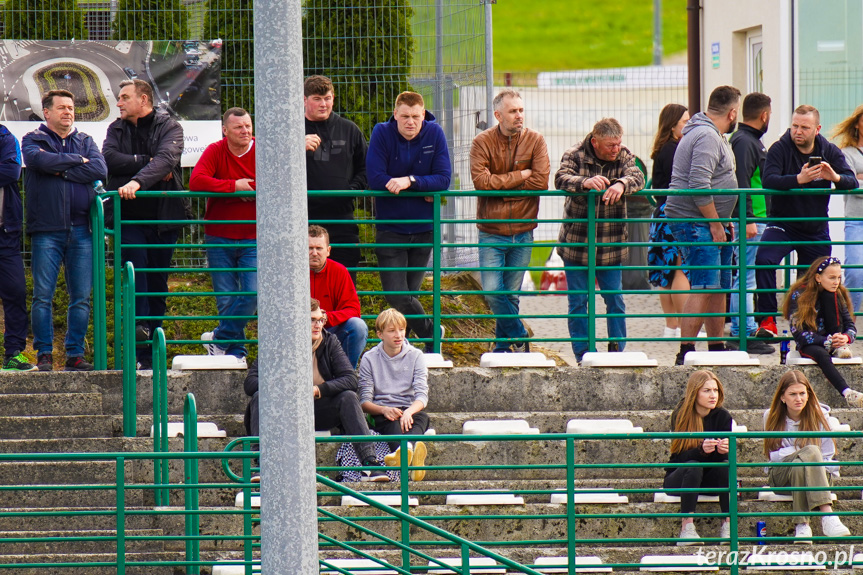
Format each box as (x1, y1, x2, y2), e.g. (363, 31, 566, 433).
(664, 370, 732, 545)
(831, 105, 863, 312)
(763, 370, 851, 542)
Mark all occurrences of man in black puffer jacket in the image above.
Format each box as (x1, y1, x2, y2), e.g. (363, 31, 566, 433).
(103, 79, 188, 370)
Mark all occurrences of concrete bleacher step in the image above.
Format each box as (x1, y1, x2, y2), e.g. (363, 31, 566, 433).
(758, 489, 837, 502)
(550, 490, 629, 504)
(341, 493, 419, 506)
(743, 551, 826, 570)
(787, 350, 862, 366)
(479, 352, 555, 368)
(445, 492, 525, 505)
(427, 557, 505, 573)
(683, 351, 760, 366)
(566, 419, 643, 434)
(581, 352, 658, 368)
(149, 421, 226, 438)
(639, 555, 718, 572)
(0, 529, 166, 554)
(171, 355, 248, 370)
(462, 419, 540, 435)
(0, 415, 115, 439)
(320, 558, 398, 574)
(0, 393, 103, 416)
(533, 555, 611, 573)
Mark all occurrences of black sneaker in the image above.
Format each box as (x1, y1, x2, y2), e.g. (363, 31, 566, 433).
(135, 323, 151, 342)
(608, 342, 620, 352)
(675, 344, 696, 366)
(359, 459, 390, 483)
(137, 357, 153, 370)
(1, 353, 37, 372)
(36, 353, 53, 372)
(64, 356, 94, 372)
(745, 339, 776, 355)
(512, 341, 530, 353)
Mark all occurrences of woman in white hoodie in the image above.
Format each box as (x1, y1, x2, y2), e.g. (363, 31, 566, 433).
(763, 370, 851, 542)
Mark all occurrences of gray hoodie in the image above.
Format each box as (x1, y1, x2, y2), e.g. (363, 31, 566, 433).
(762, 403, 838, 476)
(842, 146, 863, 218)
(358, 340, 428, 408)
(665, 112, 738, 220)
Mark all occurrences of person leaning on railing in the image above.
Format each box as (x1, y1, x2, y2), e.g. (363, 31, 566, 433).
(366, 91, 451, 352)
(664, 370, 732, 546)
(781, 257, 863, 407)
(763, 370, 853, 542)
(831, 104, 863, 313)
(469, 89, 550, 353)
(665, 86, 741, 366)
(103, 79, 187, 371)
(189, 107, 257, 361)
(753, 104, 857, 339)
(554, 117, 644, 364)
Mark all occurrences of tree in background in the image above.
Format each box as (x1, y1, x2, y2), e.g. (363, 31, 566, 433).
(113, 0, 189, 41)
(302, 0, 414, 137)
(202, 0, 253, 115)
(3, 0, 87, 40)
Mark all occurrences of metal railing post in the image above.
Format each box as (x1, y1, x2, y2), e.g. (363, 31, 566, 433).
(736, 193, 747, 351)
(184, 393, 201, 575)
(90, 197, 108, 370)
(728, 435, 738, 575)
(433, 194, 442, 353)
(565, 437, 576, 575)
(116, 456, 126, 575)
(121, 262, 137, 437)
(399, 438, 411, 572)
(152, 328, 169, 506)
(587, 191, 597, 353)
(113, 195, 123, 370)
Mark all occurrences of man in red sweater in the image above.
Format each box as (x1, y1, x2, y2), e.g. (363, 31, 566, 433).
(189, 107, 256, 360)
(309, 225, 368, 367)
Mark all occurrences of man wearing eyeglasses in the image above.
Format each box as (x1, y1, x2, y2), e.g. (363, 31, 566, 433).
(243, 298, 388, 482)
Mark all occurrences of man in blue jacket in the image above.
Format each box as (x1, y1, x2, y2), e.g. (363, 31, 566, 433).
(0, 125, 35, 371)
(366, 92, 451, 350)
(753, 105, 857, 337)
(23, 90, 107, 372)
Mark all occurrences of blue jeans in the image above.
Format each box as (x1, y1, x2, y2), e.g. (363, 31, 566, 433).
(730, 223, 765, 336)
(478, 231, 532, 351)
(206, 234, 258, 358)
(327, 317, 369, 368)
(845, 220, 863, 313)
(563, 264, 626, 361)
(31, 226, 93, 357)
(375, 229, 433, 343)
(669, 221, 733, 289)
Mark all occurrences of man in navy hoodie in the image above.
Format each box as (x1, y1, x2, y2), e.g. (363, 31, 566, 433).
(366, 92, 451, 350)
(0, 125, 35, 371)
(753, 105, 857, 337)
(23, 90, 107, 372)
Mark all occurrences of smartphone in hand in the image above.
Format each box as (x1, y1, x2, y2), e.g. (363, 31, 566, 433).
(808, 156, 822, 168)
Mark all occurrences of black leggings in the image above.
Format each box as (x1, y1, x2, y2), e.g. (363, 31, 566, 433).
(799, 344, 848, 394)
(663, 461, 730, 514)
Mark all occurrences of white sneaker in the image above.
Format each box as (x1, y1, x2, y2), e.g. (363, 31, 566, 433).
(794, 522, 813, 544)
(834, 345, 853, 359)
(719, 521, 731, 542)
(663, 327, 678, 338)
(201, 332, 225, 356)
(677, 522, 702, 546)
(845, 389, 863, 408)
(822, 515, 851, 538)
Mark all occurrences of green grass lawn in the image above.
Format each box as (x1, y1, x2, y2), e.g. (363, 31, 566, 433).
(491, 0, 688, 73)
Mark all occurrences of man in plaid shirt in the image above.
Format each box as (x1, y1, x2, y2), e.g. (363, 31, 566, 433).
(555, 118, 645, 363)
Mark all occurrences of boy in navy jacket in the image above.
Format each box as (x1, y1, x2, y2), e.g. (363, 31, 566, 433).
(366, 92, 451, 350)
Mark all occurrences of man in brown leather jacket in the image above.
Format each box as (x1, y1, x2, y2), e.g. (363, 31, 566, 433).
(469, 90, 550, 352)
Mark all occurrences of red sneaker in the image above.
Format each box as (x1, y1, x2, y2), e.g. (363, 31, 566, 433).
(756, 317, 777, 338)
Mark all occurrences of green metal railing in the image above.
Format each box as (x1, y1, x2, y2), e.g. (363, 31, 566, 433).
(212, 430, 863, 574)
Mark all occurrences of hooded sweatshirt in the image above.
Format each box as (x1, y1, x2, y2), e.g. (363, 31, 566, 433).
(358, 340, 428, 408)
(762, 403, 838, 475)
(665, 112, 738, 220)
(366, 111, 451, 234)
(842, 145, 863, 218)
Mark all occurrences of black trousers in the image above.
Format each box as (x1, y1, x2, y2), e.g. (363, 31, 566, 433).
(663, 460, 730, 514)
(755, 225, 831, 315)
(372, 411, 430, 452)
(799, 345, 848, 394)
(0, 229, 28, 357)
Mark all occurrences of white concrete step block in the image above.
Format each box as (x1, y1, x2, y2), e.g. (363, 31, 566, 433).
(445, 492, 525, 505)
(851, 553, 863, 568)
(828, 416, 851, 432)
(424, 353, 453, 368)
(639, 555, 718, 571)
(463, 419, 539, 435)
(428, 557, 504, 574)
(234, 491, 260, 508)
(321, 558, 397, 574)
(340, 494, 419, 507)
(786, 350, 862, 365)
(315, 430, 331, 437)
(534, 555, 611, 573)
(566, 419, 643, 434)
(171, 354, 248, 370)
(758, 488, 836, 502)
(654, 493, 719, 503)
(580, 351, 658, 367)
(424, 428, 437, 435)
(684, 351, 760, 366)
(550, 490, 629, 504)
(150, 421, 226, 438)
(212, 563, 261, 575)
(743, 552, 825, 570)
(731, 419, 748, 433)
(479, 352, 555, 368)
